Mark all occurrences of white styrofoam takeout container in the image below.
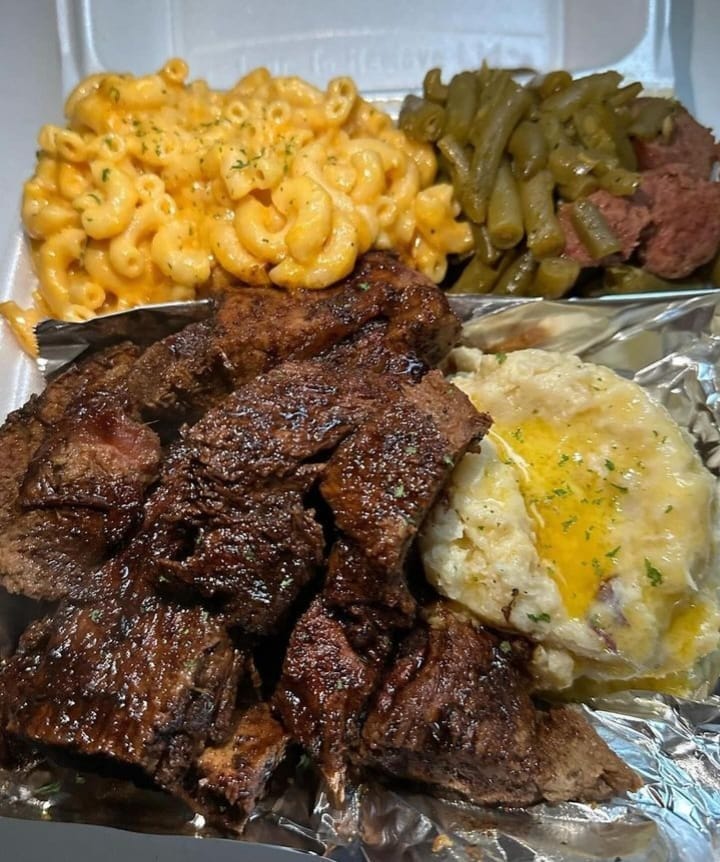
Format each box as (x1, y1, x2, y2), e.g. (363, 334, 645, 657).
(0, 1, 718, 858)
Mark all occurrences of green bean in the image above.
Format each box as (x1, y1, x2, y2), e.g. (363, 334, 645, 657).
(591, 103, 637, 169)
(537, 110, 570, 150)
(608, 125, 638, 171)
(487, 157, 524, 249)
(547, 142, 598, 185)
(471, 223, 502, 265)
(465, 101, 491, 147)
(410, 61, 676, 299)
(474, 61, 492, 93)
(463, 79, 533, 223)
(596, 166, 640, 196)
(447, 253, 499, 293)
(494, 246, 520, 279)
(519, 169, 565, 257)
(557, 174, 599, 201)
(532, 256, 581, 298)
(423, 68, 448, 104)
(601, 265, 678, 294)
(608, 81, 643, 107)
(492, 251, 537, 295)
(474, 68, 513, 114)
(628, 97, 676, 139)
(437, 134, 471, 188)
(540, 70, 623, 120)
(573, 104, 617, 156)
(508, 120, 547, 179)
(525, 102, 541, 122)
(398, 95, 446, 142)
(444, 72, 479, 144)
(570, 198, 621, 259)
(533, 69, 573, 100)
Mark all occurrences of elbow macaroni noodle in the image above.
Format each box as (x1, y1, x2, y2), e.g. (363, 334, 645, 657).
(2, 60, 472, 354)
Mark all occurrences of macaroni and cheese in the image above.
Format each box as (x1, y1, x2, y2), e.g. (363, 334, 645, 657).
(2, 60, 472, 353)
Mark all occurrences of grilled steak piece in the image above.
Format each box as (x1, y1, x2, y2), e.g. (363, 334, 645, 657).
(2, 336, 461, 811)
(0, 343, 156, 601)
(187, 703, 289, 831)
(359, 604, 641, 806)
(21, 397, 161, 542)
(321, 369, 490, 623)
(275, 369, 488, 802)
(143, 358, 378, 632)
(157, 491, 325, 634)
(273, 599, 380, 804)
(1, 555, 243, 789)
(125, 251, 459, 424)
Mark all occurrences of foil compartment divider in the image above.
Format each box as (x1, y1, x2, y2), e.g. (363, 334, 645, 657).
(4, 292, 719, 860)
(35, 299, 214, 379)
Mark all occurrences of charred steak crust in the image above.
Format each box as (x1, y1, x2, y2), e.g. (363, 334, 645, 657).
(358, 604, 641, 806)
(272, 599, 380, 804)
(142, 357, 379, 632)
(274, 365, 489, 802)
(320, 369, 490, 617)
(126, 250, 459, 424)
(0, 252, 458, 605)
(0, 343, 152, 601)
(1, 558, 244, 783)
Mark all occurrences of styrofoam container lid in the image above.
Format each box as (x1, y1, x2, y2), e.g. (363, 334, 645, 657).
(59, 0, 676, 95)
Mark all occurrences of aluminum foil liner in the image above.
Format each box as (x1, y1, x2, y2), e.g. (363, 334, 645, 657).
(2, 292, 720, 860)
(34, 299, 214, 378)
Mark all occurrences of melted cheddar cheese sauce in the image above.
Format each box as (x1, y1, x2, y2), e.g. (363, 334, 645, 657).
(421, 347, 720, 694)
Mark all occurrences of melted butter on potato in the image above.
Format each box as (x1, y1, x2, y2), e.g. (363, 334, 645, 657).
(421, 347, 720, 694)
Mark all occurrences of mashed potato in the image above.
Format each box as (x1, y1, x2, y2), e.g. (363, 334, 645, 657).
(421, 347, 720, 695)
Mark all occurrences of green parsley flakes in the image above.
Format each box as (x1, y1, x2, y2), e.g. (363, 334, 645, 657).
(644, 558, 663, 586)
(527, 612, 551, 623)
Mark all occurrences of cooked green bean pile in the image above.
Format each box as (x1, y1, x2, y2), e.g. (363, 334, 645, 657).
(399, 65, 675, 296)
